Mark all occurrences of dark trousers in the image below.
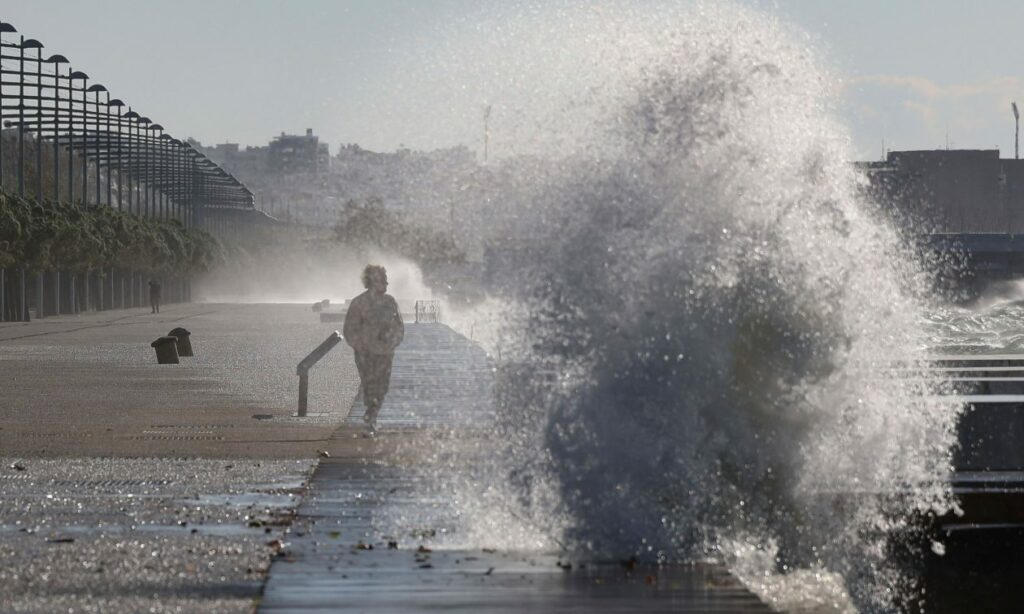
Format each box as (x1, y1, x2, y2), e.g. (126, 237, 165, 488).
(150, 293, 160, 313)
(354, 351, 394, 423)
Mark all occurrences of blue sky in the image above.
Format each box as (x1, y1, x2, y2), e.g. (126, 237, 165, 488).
(1, 0, 1022, 160)
(763, 0, 1024, 159)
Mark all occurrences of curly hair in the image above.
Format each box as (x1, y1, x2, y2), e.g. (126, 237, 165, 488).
(361, 264, 387, 289)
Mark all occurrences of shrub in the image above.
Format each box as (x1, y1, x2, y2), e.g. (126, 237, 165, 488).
(0, 189, 223, 275)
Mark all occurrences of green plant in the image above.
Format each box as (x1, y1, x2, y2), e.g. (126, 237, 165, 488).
(0, 189, 223, 275)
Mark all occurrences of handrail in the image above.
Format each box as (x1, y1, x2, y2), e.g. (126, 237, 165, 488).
(414, 299, 441, 323)
(296, 330, 342, 417)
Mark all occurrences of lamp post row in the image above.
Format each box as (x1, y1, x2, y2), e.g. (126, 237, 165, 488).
(0, 20, 255, 321)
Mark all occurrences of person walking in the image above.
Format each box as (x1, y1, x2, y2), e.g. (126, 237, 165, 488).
(148, 279, 162, 314)
(343, 265, 404, 434)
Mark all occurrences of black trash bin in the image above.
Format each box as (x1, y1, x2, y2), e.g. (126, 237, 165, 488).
(168, 327, 193, 357)
(151, 336, 179, 364)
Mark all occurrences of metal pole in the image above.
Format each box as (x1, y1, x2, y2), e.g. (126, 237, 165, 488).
(0, 22, 17, 317)
(94, 90, 101, 206)
(114, 104, 122, 210)
(126, 109, 134, 214)
(157, 133, 163, 219)
(32, 44, 44, 317)
(81, 77, 87, 205)
(52, 60, 64, 203)
(17, 37, 27, 321)
(298, 374, 309, 417)
(82, 83, 90, 311)
(160, 131, 167, 219)
(105, 95, 112, 206)
(68, 74, 82, 204)
(176, 143, 182, 222)
(18, 36, 26, 198)
(52, 61, 64, 314)
(34, 45, 42, 201)
(144, 125, 151, 218)
(1014, 102, 1020, 161)
(68, 89, 76, 319)
(0, 24, 9, 190)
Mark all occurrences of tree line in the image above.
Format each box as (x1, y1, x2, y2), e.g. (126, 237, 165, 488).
(0, 190, 223, 276)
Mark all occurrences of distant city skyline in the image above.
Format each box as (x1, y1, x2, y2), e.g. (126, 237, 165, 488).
(1, 0, 1023, 161)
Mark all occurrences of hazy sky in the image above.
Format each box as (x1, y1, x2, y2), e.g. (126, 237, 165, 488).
(1, 0, 1022, 160)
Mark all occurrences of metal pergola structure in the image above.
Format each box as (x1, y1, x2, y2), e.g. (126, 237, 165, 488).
(0, 20, 256, 321)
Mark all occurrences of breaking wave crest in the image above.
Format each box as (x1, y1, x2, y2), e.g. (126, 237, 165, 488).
(400, 4, 962, 611)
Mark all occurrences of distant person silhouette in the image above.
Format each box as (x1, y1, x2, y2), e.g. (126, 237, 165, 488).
(148, 279, 162, 314)
(343, 265, 404, 434)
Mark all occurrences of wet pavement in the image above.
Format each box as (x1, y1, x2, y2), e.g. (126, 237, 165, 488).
(345, 323, 495, 428)
(260, 463, 773, 613)
(0, 303, 352, 611)
(0, 303, 773, 611)
(0, 457, 315, 613)
(262, 324, 774, 613)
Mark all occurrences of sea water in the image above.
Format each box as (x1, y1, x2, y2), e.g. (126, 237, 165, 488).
(383, 3, 965, 611)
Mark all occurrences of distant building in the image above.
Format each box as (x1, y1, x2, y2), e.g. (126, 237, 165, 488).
(861, 149, 1024, 234)
(187, 133, 480, 228)
(860, 149, 1024, 288)
(268, 129, 331, 175)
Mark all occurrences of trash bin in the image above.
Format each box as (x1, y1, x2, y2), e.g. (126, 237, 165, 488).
(168, 327, 193, 357)
(151, 336, 179, 364)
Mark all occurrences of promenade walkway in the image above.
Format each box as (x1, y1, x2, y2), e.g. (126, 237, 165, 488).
(260, 323, 773, 612)
(0, 303, 358, 612)
(0, 304, 772, 611)
(0, 303, 359, 458)
(345, 322, 495, 428)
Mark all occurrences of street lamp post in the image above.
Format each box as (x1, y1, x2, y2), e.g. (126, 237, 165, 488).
(162, 133, 172, 221)
(86, 83, 106, 207)
(0, 22, 16, 322)
(0, 22, 17, 194)
(108, 99, 125, 309)
(108, 98, 124, 210)
(124, 109, 139, 215)
(86, 85, 109, 309)
(67, 70, 86, 313)
(78, 76, 89, 206)
(27, 39, 45, 318)
(44, 54, 67, 314)
(150, 124, 164, 219)
(68, 70, 87, 206)
(18, 37, 40, 199)
(31, 40, 44, 202)
(18, 37, 44, 321)
(45, 55, 68, 202)
(137, 116, 151, 217)
(1013, 102, 1019, 161)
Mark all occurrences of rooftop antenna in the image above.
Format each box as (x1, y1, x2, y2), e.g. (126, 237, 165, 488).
(1013, 102, 1020, 159)
(482, 104, 492, 164)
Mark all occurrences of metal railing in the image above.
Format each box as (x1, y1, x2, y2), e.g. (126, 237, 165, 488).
(296, 331, 343, 417)
(414, 299, 441, 323)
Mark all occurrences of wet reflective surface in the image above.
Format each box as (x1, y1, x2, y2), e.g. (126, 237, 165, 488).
(261, 464, 773, 613)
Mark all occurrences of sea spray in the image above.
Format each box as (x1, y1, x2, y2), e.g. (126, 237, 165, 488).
(383, 3, 961, 610)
